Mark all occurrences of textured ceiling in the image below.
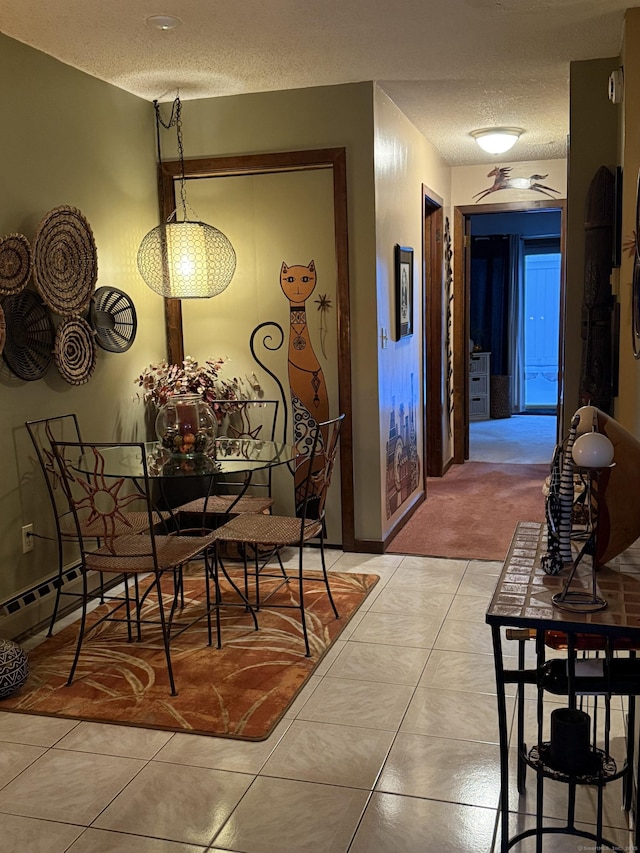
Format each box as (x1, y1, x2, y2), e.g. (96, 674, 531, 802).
(0, 0, 632, 165)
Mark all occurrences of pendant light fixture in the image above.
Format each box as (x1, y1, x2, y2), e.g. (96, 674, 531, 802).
(137, 96, 236, 299)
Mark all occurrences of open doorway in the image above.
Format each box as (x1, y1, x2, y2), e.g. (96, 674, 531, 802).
(453, 200, 566, 467)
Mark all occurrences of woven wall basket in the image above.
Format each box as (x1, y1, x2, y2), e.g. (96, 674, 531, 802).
(0, 233, 32, 296)
(54, 316, 97, 385)
(2, 290, 54, 381)
(89, 286, 137, 353)
(33, 206, 97, 316)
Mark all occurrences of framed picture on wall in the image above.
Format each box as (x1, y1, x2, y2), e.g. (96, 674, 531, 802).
(395, 244, 414, 339)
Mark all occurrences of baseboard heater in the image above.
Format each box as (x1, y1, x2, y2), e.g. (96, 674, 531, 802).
(1, 564, 82, 618)
(1, 564, 122, 641)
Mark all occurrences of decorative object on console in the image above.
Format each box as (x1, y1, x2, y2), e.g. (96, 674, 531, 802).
(32, 206, 97, 316)
(89, 286, 137, 352)
(137, 96, 236, 299)
(551, 456, 611, 614)
(571, 431, 614, 468)
(0, 233, 32, 296)
(53, 316, 97, 385)
(541, 410, 580, 575)
(543, 405, 640, 610)
(2, 289, 54, 381)
(575, 404, 597, 434)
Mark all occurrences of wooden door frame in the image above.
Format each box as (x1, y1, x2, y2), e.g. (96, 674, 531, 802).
(158, 148, 355, 550)
(422, 185, 445, 478)
(453, 198, 567, 464)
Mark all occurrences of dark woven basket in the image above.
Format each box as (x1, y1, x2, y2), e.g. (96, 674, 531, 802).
(490, 375, 512, 419)
(2, 290, 54, 381)
(89, 286, 137, 352)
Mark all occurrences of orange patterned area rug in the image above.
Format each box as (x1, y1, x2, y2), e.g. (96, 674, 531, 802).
(1, 570, 378, 741)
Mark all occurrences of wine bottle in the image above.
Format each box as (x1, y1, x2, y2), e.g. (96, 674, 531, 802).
(531, 657, 640, 696)
(505, 628, 640, 652)
(543, 631, 640, 652)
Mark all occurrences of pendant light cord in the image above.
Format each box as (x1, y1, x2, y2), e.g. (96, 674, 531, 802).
(153, 96, 188, 221)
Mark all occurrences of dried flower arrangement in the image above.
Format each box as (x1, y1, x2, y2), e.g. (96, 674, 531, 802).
(134, 356, 243, 417)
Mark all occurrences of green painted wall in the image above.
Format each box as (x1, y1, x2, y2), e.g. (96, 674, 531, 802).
(0, 34, 162, 633)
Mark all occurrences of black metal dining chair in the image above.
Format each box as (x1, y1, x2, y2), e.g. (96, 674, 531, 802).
(50, 440, 228, 695)
(26, 415, 159, 636)
(176, 399, 281, 526)
(211, 414, 345, 656)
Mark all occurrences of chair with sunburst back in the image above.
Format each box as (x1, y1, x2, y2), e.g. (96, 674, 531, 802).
(176, 399, 280, 527)
(26, 415, 157, 636)
(50, 440, 225, 696)
(211, 413, 345, 656)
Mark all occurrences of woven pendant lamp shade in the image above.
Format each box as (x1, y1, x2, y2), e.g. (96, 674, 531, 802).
(137, 220, 236, 299)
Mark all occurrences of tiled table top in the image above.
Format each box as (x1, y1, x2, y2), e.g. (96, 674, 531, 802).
(486, 521, 640, 635)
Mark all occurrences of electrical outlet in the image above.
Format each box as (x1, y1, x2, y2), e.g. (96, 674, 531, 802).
(21, 524, 33, 554)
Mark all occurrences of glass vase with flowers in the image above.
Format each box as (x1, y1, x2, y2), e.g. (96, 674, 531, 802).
(135, 357, 244, 473)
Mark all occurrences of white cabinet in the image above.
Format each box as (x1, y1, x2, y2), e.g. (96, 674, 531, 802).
(469, 352, 491, 421)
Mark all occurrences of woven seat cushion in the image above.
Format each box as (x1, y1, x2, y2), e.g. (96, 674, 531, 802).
(85, 532, 217, 574)
(179, 495, 274, 516)
(212, 514, 322, 548)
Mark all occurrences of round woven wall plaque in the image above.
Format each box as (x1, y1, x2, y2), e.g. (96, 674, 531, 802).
(54, 316, 97, 385)
(2, 290, 54, 381)
(89, 286, 137, 352)
(33, 206, 97, 316)
(0, 233, 32, 296)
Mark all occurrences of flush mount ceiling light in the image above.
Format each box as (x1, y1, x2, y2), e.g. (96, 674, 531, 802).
(145, 14, 182, 30)
(470, 127, 524, 155)
(137, 96, 236, 299)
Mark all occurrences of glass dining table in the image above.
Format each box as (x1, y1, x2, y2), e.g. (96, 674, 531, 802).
(75, 437, 295, 530)
(78, 438, 294, 479)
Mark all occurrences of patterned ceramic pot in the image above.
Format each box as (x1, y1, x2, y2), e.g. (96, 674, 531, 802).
(0, 638, 29, 699)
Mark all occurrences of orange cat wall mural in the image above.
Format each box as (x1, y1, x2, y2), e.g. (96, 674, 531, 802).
(280, 260, 330, 509)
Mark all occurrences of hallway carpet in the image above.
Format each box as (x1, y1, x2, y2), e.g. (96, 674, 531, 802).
(387, 462, 548, 561)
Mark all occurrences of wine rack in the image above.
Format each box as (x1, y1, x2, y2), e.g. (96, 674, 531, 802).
(487, 521, 640, 852)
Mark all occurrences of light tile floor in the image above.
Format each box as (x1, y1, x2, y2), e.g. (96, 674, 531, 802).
(0, 548, 636, 852)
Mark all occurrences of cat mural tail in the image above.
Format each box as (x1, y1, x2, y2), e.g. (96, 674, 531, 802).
(280, 260, 330, 516)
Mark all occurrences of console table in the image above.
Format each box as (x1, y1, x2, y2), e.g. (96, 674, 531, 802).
(486, 521, 640, 852)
